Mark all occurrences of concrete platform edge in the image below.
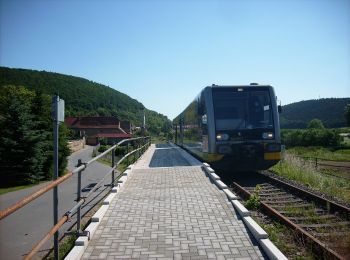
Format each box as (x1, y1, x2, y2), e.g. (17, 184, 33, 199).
(202, 163, 287, 260)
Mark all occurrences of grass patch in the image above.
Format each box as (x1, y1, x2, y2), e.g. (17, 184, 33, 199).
(45, 234, 77, 260)
(272, 153, 350, 203)
(96, 149, 142, 173)
(245, 185, 261, 210)
(288, 146, 350, 161)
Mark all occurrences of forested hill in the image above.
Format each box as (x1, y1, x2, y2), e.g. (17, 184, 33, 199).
(280, 98, 350, 128)
(0, 67, 170, 134)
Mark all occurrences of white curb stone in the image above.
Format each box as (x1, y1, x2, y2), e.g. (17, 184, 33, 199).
(259, 239, 288, 260)
(223, 189, 238, 200)
(123, 169, 131, 176)
(64, 245, 85, 260)
(205, 166, 215, 174)
(117, 175, 127, 184)
(102, 192, 117, 205)
(84, 221, 99, 239)
(203, 162, 210, 168)
(243, 216, 268, 240)
(75, 236, 89, 246)
(91, 205, 109, 222)
(231, 200, 250, 217)
(215, 180, 228, 189)
(209, 172, 220, 181)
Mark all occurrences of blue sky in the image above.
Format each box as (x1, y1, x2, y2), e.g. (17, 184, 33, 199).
(1, 0, 349, 120)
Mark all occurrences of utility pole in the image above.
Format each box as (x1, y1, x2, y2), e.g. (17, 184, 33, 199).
(141, 109, 146, 136)
(52, 95, 65, 260)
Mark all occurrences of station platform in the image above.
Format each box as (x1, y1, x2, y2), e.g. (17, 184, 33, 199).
(77, 144, 269, 259)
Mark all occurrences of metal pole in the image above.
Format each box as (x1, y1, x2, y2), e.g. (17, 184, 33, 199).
(112, 149, 115, 187)
(76, 159, 83, 233)
(52, 95, 59, 260)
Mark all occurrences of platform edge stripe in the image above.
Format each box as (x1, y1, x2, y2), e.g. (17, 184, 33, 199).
(259, 239, 288, 260)
(243, 216, 268, 240)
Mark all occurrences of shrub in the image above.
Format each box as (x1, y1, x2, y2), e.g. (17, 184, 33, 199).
(281, 128, 341, 147)
(98, 145, 109, 153)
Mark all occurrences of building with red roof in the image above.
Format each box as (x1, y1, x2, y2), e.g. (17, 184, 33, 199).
(65, 116, 132, 145)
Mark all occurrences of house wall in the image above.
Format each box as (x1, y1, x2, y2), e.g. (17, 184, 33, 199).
(74, 128, 124, 137)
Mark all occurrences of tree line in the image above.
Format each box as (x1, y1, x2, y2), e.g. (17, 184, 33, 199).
(281, 119, 343, 147)
(280, 98, 350, 128)
(0, 85, 70, 187)
(0, 67, 172, 136)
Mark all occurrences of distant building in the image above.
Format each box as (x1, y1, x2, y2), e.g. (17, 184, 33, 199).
(65, 116, 132, 145)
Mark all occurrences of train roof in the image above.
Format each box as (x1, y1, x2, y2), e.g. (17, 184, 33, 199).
(207, 84, 273, 88)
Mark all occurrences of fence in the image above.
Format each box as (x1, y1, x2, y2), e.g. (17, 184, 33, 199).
(0, 136, 151, 259)
(296, 156, 350, 170)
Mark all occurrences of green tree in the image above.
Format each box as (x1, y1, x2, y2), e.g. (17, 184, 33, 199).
(0, 86, 46, 186)
(0, 86, 70, 187)
(307, 119, 325, 129)
(345, 104, 350, 126)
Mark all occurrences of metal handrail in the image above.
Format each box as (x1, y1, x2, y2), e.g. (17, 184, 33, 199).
(0, 136, 150, 259)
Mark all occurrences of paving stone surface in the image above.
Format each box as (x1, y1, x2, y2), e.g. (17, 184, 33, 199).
(82, 145, 266, 259)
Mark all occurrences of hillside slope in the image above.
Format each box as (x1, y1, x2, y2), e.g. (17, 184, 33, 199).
(280, 98, 349, 128)
(0, 67, 171, 134)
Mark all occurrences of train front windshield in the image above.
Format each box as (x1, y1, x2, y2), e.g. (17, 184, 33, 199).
(213, 88, 274, 131)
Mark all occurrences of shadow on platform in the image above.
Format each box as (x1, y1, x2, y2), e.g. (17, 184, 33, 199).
(149, 146, 191, 167)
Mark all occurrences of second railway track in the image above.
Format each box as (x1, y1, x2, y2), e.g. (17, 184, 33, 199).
(220, 171, 350, 259)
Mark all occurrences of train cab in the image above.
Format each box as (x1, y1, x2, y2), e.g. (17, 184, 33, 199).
(174, 84, 281, 171)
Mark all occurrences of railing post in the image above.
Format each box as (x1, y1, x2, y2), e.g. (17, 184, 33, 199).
(52, 95, 60, 260)
(127, 143, 130, 165)
(76, 159, 83, 234)
(111, 148, 115, 187)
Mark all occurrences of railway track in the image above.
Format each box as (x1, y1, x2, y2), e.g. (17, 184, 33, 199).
(221, 171, 350, 260)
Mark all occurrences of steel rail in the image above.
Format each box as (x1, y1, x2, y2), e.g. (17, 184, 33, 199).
(265, 171, 350, 220)
(22, 137, 150, 259)
(232, 181, 345, 260)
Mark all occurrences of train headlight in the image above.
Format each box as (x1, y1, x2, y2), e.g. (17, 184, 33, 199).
(262, 132, 274, 139)
(216, 133, 229, 141)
